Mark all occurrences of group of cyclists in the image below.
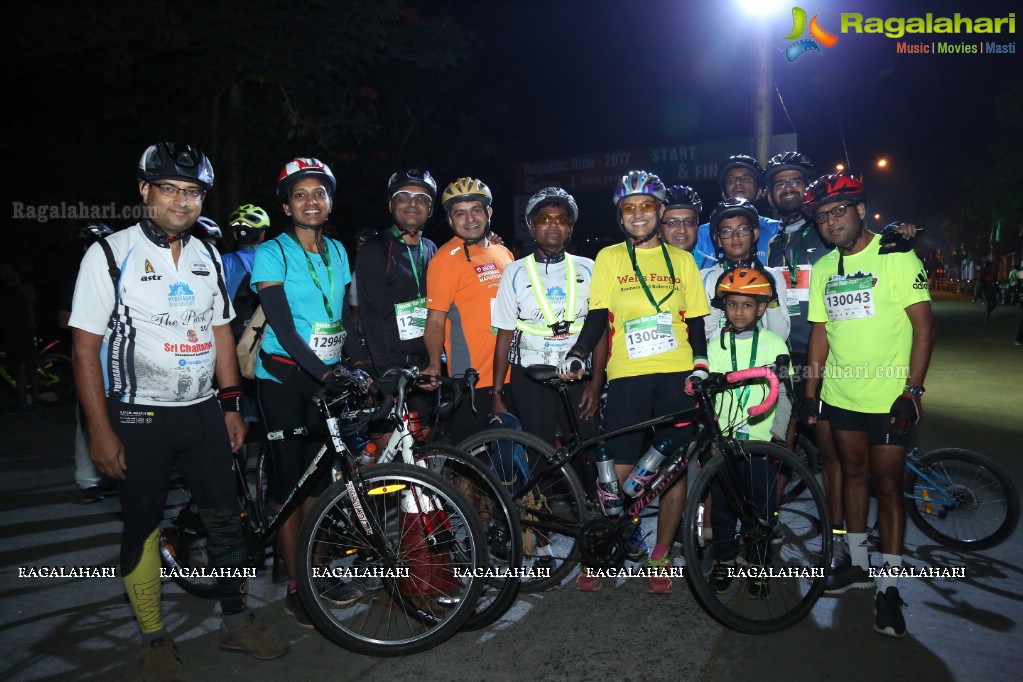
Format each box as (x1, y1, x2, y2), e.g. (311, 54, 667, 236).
(68, 140, 933, 681)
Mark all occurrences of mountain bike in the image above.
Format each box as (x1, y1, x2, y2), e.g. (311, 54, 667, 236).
(0, 339, 75, 403)
(466, 363, 832, 634)
(158, 372, 490, 656)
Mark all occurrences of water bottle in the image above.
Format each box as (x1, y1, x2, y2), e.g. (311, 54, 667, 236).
(593, 445, 623, 517)
(622, 438, 673, 497)
(357, 442, 378, 467)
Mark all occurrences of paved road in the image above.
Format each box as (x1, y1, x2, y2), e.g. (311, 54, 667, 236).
(2, 292, 1021, 681)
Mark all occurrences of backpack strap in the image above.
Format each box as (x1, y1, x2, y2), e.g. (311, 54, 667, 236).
(97, 238, 121, 298)
(198, 239, 232, 319)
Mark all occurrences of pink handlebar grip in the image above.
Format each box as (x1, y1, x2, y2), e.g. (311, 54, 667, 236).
(724, 366, 780, 418)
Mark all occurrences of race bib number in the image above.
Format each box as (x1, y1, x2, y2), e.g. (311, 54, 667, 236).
(394, 297, 427, 340)
(309, 320, 345, 361)
(624, 313, 677, 360)
(786, 289, 802, 316)
(824, 277, 875, 321)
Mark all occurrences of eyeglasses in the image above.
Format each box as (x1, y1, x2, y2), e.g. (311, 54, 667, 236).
(152, 182, 204, 200)
(620, 200, 657, 215)
(813, 203, 856, 225)
(663, 217, 697, 229)
(392, 190, 432, 205)
(718, 226, 753, 239)
(533, 214, 571, 227)
(726, 174, 757, 186)
(772, 178, 806, 191)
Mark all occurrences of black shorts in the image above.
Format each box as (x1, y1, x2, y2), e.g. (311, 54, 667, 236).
(822, 401, 908, 447)
(602, 372, 696, 465)
(507, 363, 598, 448)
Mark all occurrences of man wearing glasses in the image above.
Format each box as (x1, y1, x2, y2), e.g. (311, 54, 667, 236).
(659, 185, 716, 270)
(356, 169, 439, 378)
(70, 143, 289, 680)
(801, 173, 933, 638)
(696, 154, 780, 261)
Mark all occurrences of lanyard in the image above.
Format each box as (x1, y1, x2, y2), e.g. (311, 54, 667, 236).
(392, 228, 425, 296)
(626, 241, 675, 313)
(785, 222, 813, 288)
(729, 328, 759, 411)
(288, 233, 336, 320)
(524, 253, 576, 326)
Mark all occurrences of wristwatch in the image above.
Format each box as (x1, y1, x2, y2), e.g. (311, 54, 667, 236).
(903, 385, 925, 399)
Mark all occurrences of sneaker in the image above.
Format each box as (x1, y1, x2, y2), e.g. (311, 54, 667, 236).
(825, 558, 874, 595)
(81, 486, 104, 503)
(219, 613, 291, 659)
(284, 592, 314, 629)
(746, 565, 770, 599)
(140, 637, 183, 682)
(646, 556, 672, 595)
(625, 527, 649, 562)
(711, 560, 734, 594)
(313, 576, 362, 606)
(873, 587, 907, 637)
(575, 568, 601, 592)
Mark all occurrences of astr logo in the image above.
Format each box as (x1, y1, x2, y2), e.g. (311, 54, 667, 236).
(783, 7, 839, 61)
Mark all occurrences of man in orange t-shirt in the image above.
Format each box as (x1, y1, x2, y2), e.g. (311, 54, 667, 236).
(423, 177, 514, 441)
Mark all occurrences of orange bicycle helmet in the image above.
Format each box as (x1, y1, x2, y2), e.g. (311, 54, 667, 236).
(712, 266, 778, 310)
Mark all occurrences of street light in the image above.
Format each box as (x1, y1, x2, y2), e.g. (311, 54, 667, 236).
(835, 163, 845, 172)
(739, 0, 785, 165)
(877, 158, 888, 169)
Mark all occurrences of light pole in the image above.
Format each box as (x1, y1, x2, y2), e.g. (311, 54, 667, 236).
(740, 0, 783, 166)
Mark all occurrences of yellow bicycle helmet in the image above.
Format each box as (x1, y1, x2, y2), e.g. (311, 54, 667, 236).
(441, 177, 492, 212)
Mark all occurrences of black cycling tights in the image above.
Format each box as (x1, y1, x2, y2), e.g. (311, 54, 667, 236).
(110, 397, 246, 632)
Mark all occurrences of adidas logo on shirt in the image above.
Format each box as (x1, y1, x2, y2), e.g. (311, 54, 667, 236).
(913, 271, 929, 290)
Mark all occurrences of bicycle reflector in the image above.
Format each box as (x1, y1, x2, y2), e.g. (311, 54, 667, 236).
(367, 484, 407, 495)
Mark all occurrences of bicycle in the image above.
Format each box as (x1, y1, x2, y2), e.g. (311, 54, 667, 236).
(160, 368, 517, 651)
(780, 439, 1019, 551)
(464, 362, 832, 634)
(0, 339, 75, 403)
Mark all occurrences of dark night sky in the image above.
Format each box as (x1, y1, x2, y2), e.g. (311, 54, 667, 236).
(3, 0, 1020, 308)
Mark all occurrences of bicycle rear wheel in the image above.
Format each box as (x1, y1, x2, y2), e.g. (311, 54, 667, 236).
(682, 441, 830, 634)
(416, 444, 522, 630)
(905, 448, 1020, 550)
(459, 429, 586, 592)
(296, 464, 487, 657)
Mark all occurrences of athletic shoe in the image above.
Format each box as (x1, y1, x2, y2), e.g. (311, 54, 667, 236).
(824, 558, 874, 595)
(746, 565, 770, 599)
(625, 527, 649, 562)
(873, 587, 907, 637)
(711, 560, 734, 594)
(575, 568, 601, 592)
(218, 613, 291, 659)
(140, 637, 183, 682)
(284, 592, 314, 629)
(81, 486, 104, 503)
(313, 576, 362, 606)
(646, 556, 672, 595)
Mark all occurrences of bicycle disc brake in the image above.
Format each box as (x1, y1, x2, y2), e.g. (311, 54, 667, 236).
(579, 517, 627, 571)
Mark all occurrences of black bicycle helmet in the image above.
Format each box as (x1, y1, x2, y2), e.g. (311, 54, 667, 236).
(718, 154, 764, 192)
(764, 151, 815, 187)
(387, 168, 438, 200)
(709, 198, 759, 235)
(79, 222, 113, 242)
(663, 185, 702, 216)
(138, 142, 214, 190)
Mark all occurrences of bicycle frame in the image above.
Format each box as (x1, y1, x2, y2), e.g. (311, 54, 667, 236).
(903, 448, 955, 514)
(515, 369, 779, 546)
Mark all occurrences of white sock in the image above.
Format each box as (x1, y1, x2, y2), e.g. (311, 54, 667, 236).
(879, 553, 902, 592)
(847, 532, 869, 570)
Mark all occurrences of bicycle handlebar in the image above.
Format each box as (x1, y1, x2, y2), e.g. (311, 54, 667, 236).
(723, 366, 780, 418)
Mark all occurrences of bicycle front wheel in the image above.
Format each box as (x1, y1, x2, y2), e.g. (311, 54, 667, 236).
(416, 444, 523, 631)
(682, 441, 831, 634)
(459, 429, 587, 592)
(905, 448, 1020, 550)
(780, 434, 820, 505)
(296, 464, 488, 657)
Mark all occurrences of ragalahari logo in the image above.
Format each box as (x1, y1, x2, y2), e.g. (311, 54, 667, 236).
(784, 7, 839, 61)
